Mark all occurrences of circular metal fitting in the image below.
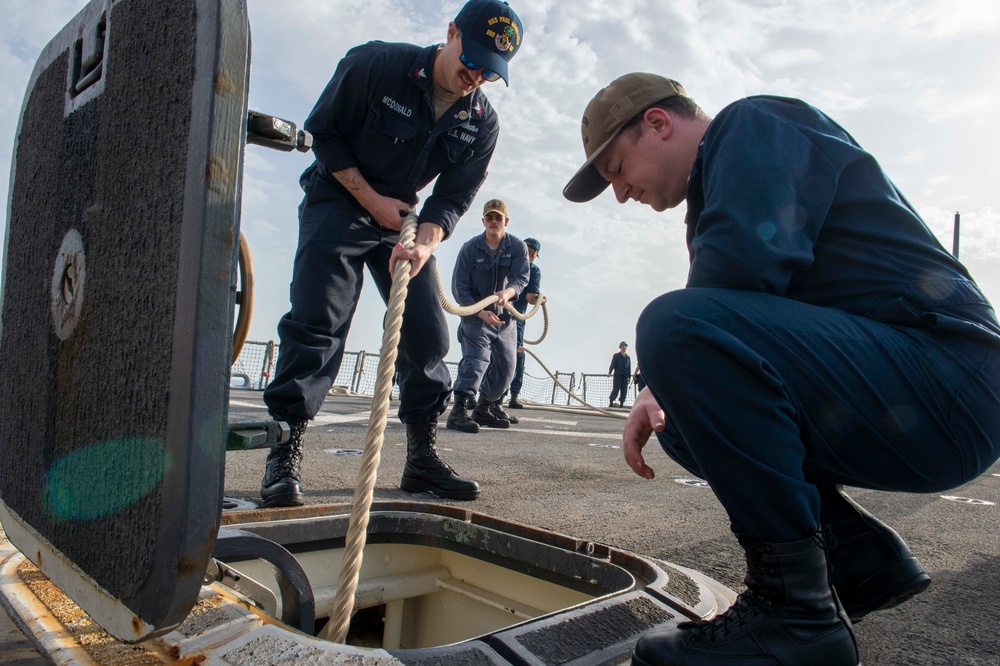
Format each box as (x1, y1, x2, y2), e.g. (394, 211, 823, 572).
(50, 229, 87, 340)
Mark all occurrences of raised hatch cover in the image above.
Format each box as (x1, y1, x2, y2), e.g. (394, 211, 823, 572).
(0, 0, 249, 642)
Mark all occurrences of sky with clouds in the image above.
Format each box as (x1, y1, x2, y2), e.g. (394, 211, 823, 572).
(2, 0, 999, 379)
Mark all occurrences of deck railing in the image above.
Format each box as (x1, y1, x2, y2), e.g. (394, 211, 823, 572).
(231, 341, 638, 406)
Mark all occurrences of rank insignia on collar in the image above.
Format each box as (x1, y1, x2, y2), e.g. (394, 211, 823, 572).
(473, 101, 483, 117)
(414, 67, 427, 79)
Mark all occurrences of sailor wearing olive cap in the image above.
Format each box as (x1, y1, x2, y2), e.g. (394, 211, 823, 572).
(565, 72, 1000, 666)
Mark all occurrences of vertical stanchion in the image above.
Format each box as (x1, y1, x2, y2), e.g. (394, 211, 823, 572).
(952, 211, 960, 258)
(352, 351, 366, 394)
(260, 340, 275, 390)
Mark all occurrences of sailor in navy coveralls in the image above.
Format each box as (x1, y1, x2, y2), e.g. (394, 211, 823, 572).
(565, 73, 1000, 666)
(506, 236, 541, 409)
(261, 0, 524, 506)
(446, 199, 529, 432)
(608, 341, 632, 408)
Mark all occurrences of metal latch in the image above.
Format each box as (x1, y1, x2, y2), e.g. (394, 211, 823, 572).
(71, 12, 106, 96)
(226, 419, 290, 451)
(204, 559, 278, 616)
(246, 111, 313, 153)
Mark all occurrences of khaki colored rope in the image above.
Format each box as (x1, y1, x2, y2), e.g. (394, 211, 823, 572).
(324, 228, 598, 643)
(435, 268, 548, 343)
(435, 265, 619, 417)
(322, 212, 419, 643)
(522, 297, 548, 345)
(521, 347, 627, 420)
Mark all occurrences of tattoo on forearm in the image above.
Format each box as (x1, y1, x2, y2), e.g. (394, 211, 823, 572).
(335, 168, 366, 193)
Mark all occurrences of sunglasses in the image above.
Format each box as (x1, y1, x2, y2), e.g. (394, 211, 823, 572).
(459, 52, 502, 83)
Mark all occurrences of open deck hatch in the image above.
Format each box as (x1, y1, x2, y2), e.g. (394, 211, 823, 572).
(0, 0, 249, 642)
(0, 2, 736, 662)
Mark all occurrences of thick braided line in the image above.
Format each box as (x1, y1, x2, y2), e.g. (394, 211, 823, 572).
(435, 267, 544, 322)
(322, 213, 419, 643)
(521, 347, 627, 420)
(522, 297, 548, 345)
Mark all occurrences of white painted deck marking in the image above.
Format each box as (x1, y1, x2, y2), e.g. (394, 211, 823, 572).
(311, 411, 372, 426)
(940, 496, 995, 506)
(229, 399, 269, 410)
(516, 416, 578, 426)
(675, 478, 709, 487)
(512, 427, 619, 440)
(229, 401, 372, 426)
(229, 401, 612, 440)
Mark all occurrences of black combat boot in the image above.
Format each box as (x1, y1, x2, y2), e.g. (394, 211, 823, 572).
(609, 398, 615, 408)
(446, 392, 480, 433)
(508, 392, 524, 409)
(619, 400, 625, 408)
(472, 396, 510, 428)
(632, 532, 859, 666)
(820, 484, 931, 621)
(490, 399, 518, 425)
(400, 420, 480, 500)
(260, 420, 307, 508)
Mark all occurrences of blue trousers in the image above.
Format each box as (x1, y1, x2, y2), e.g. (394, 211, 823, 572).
(263, 198, 451, 425)
(610, 375, 630, 404)
(454, 317, 517, 402)
(509, 319, 526, 394)
(637, 288, 1000, 542)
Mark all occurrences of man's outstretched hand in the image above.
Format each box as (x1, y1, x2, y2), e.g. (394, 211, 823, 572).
(622, 387, 667, 480)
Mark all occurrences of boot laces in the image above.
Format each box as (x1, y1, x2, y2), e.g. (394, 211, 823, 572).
(413, 424, 457, 474)
(686, 588, 776, 644)
(274, 443, 302, 480)
(491, 401, 511, 419)
(272, 446, 302, 479)
(268, 422, 305, 480)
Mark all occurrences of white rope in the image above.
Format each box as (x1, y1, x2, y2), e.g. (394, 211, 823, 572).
(435, 272, 617, 418)
(434, 266, 548, 344)
(521, 347, 627, 420)
(321, 212, 419, 643)
(322, 228, 605, 643)
(434, 266, 622, 417)
(522, 298, 548, 345)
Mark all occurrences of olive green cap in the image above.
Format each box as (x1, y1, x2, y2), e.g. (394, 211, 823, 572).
(563, 73, 687, 203)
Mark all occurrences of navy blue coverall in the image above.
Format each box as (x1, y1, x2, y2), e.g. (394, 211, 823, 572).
(263, 41, 499, 425)
(452, 234, 529, 402)
(637, 96, 1000, 542)
(509, 260, 541, 395)
(609, 351, 632, 404)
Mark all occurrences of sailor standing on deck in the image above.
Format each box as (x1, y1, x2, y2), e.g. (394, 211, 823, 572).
(505, 236, 542, 411)
(608, 341, 632, 408)
(260, 0, 524, 506)
(447, 199, 530, 432)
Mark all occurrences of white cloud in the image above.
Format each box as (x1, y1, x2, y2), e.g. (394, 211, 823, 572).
(1, 0, 998, 375)
(758, 48, 823, 70)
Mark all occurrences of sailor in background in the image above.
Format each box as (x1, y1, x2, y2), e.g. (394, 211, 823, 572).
(447, 198, 530, 433)
(608, 341, 632, 408)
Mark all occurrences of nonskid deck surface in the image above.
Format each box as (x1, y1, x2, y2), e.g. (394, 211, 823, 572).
(223, 391, 1000, 664)
(0, 392, 997, 664)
